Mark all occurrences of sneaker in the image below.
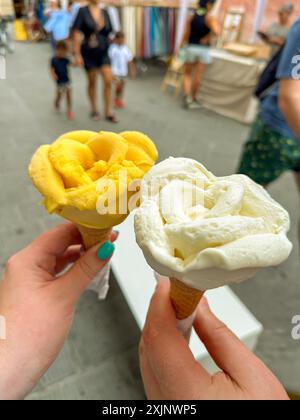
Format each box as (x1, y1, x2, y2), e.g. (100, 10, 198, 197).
(183, 96, 192, 109)
(106, 114, 119, 123)
(90, 111, 101, 121)
(189, 99, 204, 110)
(67, 111, 74, 120)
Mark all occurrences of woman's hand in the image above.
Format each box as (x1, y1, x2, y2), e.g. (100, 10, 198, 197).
(140, 280, 289, 400)
(74, 53, 84, 67)
(0, 223, 117, 400)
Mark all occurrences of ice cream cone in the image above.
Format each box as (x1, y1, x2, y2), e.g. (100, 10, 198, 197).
(77, 225, 112, 250)
(170, 278, 204, 321)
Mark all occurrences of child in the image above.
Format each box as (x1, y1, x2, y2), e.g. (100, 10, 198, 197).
(109, 31, 136, 109)
(50, 41, 73, 120)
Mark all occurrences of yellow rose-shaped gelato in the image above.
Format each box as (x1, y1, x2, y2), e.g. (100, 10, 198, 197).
(29, 130, 158, 230)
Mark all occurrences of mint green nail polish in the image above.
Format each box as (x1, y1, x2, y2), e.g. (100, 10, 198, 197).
(97, 241, 115, 261)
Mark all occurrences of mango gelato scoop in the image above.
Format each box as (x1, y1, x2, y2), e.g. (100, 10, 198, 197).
(29, 130, 158, 248)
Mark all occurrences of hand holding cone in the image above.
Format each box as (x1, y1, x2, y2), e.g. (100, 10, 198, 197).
(29, 130, 158, 295)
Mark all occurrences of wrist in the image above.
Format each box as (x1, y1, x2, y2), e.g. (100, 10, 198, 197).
(0, 313, 45, 400)
(0, 344, 28, 400)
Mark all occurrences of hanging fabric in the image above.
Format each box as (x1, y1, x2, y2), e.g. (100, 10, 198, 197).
(107, 6, 121, 33)
(119, 5, 181, 59)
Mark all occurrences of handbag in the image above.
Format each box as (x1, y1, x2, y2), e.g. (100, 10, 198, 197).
(255, 45, 285, 100)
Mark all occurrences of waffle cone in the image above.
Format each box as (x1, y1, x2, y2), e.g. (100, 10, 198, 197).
(170, 278, 204, 320)
(77, 225, 112, 250)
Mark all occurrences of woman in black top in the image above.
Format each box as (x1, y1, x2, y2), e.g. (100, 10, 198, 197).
(181, 0, 220, 109)
(73, 0, 117, 122)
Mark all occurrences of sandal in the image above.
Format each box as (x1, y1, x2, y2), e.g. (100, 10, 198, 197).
(106, 114, 119, 124)
(90, 112, 101, 121)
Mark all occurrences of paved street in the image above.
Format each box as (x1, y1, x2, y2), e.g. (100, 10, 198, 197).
(0, 42, 299, 398)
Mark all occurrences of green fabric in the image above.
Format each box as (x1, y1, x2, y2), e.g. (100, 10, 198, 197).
(238, 116, 300, 185)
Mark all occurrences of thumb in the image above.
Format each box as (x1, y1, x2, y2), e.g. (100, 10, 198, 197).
(194, 297, 266, 387)
(61, 240, 115, 302)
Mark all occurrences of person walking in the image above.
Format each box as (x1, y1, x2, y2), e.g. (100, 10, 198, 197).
(181, 0, 220, 109)
(108, 31, 136, 109)
(73, 0, 117, 122)
(50, 40, 73, 120)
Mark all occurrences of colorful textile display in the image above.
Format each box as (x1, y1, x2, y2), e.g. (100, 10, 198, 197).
(121, 6, 178, 58)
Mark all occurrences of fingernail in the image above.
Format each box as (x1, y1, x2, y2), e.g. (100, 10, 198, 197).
(97, 241, 115, 261)
(199, 296, 209, 308)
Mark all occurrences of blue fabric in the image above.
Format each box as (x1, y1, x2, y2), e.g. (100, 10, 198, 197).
(140, 7, 177, 58)
(36, 0, 46, 26)
(150, 8, 155, 56)
(144, 8, 151, 58)
(260, 17, 300, 140)
(44, 10, 72, 42)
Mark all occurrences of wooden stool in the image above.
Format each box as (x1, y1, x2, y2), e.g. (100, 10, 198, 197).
(161, 57, 184, 97)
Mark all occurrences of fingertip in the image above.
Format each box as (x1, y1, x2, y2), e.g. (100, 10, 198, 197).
(110, 230, 119, 243)
(154, 277, 170, 294)
(198, 296, 210, 310)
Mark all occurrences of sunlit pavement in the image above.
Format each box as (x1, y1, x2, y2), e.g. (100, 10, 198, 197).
(0, 42, 299, 398)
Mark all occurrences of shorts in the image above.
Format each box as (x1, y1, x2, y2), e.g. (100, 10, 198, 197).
(238, 115, 300, 185)
(183, 45, 212, 65)
(82, 48, 111, 72)
(57, 82, 71, 93)
(113, 75, 126, 83)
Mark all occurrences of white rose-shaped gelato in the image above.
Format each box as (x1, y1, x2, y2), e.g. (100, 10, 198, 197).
(135, 158, 293, 291)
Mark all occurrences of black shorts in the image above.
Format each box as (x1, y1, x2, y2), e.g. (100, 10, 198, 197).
(82, 48, 111, 72)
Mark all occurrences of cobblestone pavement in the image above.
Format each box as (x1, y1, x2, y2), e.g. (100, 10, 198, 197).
(0, 43, 299, 398)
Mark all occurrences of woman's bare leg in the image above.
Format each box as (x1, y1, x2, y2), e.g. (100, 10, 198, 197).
(87, 69, 98, 114)
(182, 63, 194, 98)
(192, 62, 206, 101)
(100, 65, 113, 117)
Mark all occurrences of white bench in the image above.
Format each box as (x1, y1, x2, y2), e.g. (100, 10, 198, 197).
(112, 213, 263, 373)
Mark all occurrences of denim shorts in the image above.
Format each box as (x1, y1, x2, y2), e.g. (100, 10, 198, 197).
(184, 45, 212, 65)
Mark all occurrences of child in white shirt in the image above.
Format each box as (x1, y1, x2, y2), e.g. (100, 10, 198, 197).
(109, 31, 135, 109)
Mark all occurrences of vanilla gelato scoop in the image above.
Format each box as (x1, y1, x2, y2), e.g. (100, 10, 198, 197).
(135, 158, 292, 291)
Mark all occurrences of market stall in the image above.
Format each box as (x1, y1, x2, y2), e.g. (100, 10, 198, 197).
(199, 48, 264, 124)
